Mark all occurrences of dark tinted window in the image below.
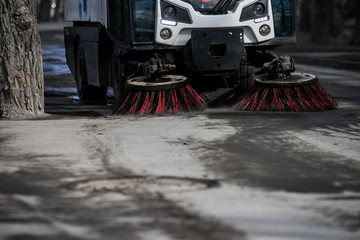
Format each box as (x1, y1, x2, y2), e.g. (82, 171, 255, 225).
(133, 0, 155, 42)
(108, 0, 131, 42)
(271, 0, 294, 37)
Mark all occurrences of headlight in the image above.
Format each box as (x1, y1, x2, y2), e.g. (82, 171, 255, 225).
(164, 6, 176, 18)
(161, 19, 177, 26)
(259, 25, 271, 36)
(253, 3, 265, 16)
(160, 28, 172, 40)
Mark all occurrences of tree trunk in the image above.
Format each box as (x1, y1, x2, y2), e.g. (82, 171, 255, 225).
(54, 0, 62, 21)
(310, 0, 334, 44)
(38, 0, 51, 21)
(0, 0, 44, 118)
(356, 1, 360, 45)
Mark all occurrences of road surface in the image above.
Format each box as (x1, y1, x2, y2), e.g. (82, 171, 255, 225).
(0, 28, 359, 240)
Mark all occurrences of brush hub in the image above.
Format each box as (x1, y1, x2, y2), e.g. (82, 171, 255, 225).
(125, 75, 188, 91)
(254, 73, 317, 88)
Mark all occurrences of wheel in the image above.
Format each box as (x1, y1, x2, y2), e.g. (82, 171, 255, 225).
(75, 41, 107, 100)
(111, 47, 123, 100)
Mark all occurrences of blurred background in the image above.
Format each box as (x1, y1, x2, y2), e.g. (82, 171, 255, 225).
(297, 0, 360, 46)
(36, 0, 360, 46)
(37, 0, 64, 22)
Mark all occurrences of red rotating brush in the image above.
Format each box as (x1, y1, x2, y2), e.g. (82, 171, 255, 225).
(113, 75, 205, 114)
(234, 73, 338, 111)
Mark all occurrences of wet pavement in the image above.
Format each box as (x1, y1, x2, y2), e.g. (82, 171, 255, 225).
(0, 23, 359, 240)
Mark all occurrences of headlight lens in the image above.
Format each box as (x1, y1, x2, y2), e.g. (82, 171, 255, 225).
(160, 28, 172, 40)
(253, 3, 265, 16)
(259, 25, 271, 36)
(164, 6, 176, 18)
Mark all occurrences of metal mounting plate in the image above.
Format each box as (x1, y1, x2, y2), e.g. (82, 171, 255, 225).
(190, 28, 244, 71)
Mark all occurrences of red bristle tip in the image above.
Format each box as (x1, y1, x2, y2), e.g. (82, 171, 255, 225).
(235, 83, 338, 112)
(113, 84, 205, 115)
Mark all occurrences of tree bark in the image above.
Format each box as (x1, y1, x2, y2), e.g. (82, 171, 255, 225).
(0, 0, 44, 118)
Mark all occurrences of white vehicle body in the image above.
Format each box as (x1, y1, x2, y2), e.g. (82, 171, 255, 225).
(64, 0, 294, 45)
(63, 0, 297, 100)
(64, 0, 107, 25)
(154, 0, 275, 46)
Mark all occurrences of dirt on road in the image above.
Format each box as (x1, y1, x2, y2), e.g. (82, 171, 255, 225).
(0, 25, 360, 240)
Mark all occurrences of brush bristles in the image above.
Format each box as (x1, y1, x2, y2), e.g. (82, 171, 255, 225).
(235, 82, 338, 112)
(113, 84, 205, 114)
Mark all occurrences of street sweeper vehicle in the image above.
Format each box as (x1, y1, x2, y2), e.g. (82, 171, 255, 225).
(64, 0, 337, 113)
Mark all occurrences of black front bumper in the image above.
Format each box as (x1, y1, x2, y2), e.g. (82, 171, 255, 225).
(188, 28, 244, 72)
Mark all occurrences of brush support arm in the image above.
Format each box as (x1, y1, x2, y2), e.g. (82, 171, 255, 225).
(137, 55, 176, 79)
(261, 52, 296, 76)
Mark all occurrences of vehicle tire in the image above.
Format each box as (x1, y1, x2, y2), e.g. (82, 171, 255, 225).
(111, 47, 123, 100)
(75, 41, 107, 100)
